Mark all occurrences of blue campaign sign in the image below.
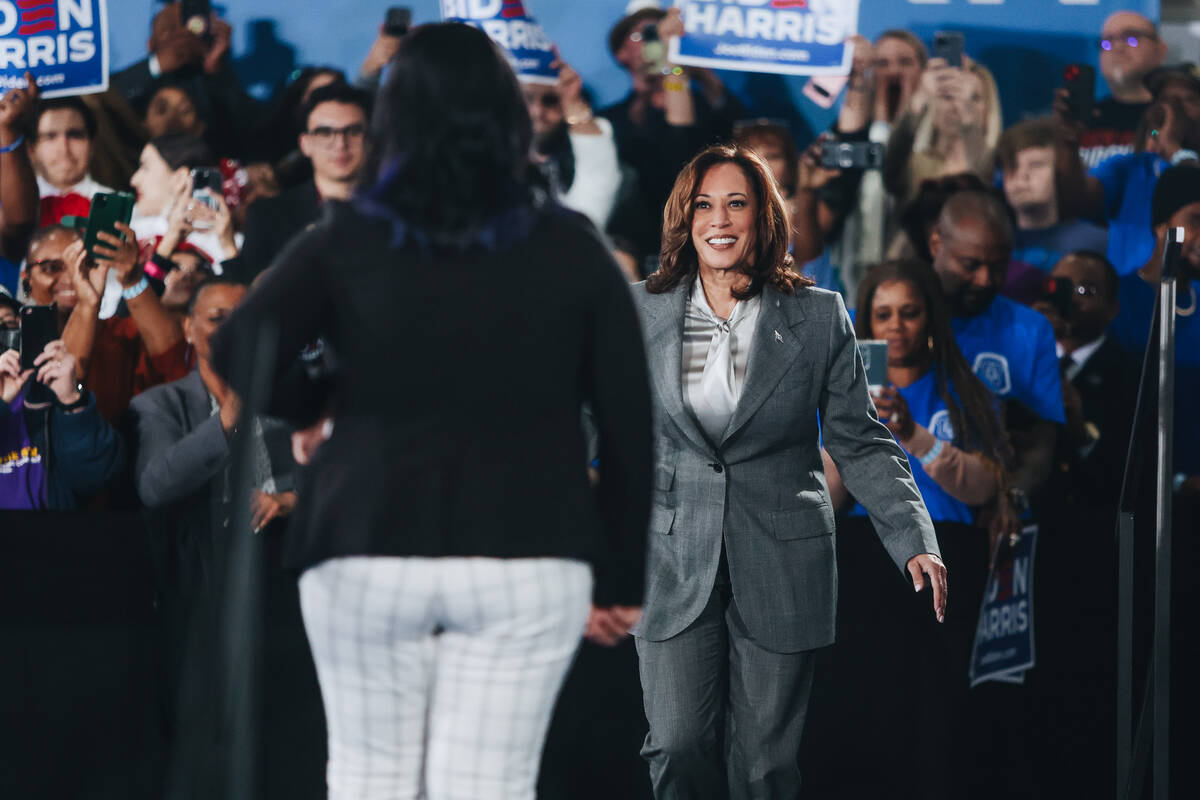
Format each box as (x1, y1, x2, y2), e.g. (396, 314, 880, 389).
(441, 0, 558, 85)
(969, 525, 1039, 688)
(0, 0, 108, 98)
(668, 0, 859, 77)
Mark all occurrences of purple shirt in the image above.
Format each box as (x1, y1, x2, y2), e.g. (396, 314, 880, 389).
(0, 391, 48, 509)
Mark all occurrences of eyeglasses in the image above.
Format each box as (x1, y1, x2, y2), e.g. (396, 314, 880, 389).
(1100, 31, 1157, 51)
(1073, 283, 1101, 297)
(29, 259, 67, 276)
(304, 124, 367, 147)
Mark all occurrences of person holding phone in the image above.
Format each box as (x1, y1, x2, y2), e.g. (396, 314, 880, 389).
(209, 23, 652, 798)
(811, 258, 1006, 796)
(21, 224, 189, 422)
(1, 338, 124, 510)
(629, 142, 944, 798)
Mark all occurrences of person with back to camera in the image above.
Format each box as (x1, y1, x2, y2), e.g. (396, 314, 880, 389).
(209, 22, 653, 800)
(629, 142, 945, 799)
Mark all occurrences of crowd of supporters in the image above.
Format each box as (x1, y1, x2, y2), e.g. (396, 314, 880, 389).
(1, 2, 1198, 799)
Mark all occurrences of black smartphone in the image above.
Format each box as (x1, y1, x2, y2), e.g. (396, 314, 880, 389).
(384, 6, 411, 37)
(181, 0, 212, 37)
(83, 192, 135, 260)
(933, 31, 965, 69)
(19, 304, 57, 371)
(821, 141, 885, 170)
(190, 166, 223, 208)
(1041, 276, 1077, 320)
(1063, 63, 1096, 124)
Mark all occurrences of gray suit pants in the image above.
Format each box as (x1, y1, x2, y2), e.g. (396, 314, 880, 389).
(636, 560, 817, 800)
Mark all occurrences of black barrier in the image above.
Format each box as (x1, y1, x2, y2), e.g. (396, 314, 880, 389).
(0, 510, 162, 799)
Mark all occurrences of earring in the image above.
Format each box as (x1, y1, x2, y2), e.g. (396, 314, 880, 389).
(927, 335, 934, 351)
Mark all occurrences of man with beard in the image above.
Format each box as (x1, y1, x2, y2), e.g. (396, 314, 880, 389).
(1059, 67, 1200, 275)
(929, 191, 1065, 523)
(1076, 11, 1168, 168)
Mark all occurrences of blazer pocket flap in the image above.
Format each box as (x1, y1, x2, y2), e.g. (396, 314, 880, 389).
(769, 506, 833, 541)
(654, 460, 676, 490)
(650, 505, 677, 535)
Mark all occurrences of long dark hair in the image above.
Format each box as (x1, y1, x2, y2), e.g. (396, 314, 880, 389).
(855, 259, 1010, 473)
(359, 22, 544, 253)
(647, 143, 810, 299)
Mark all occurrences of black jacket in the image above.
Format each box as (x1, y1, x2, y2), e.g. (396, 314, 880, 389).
(224, 181, 322, 283)
(211, 201, 653, 605)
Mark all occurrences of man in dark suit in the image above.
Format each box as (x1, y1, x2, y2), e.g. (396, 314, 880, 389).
(1029, 250, 1135, 798)
(227, 83, 371, 282)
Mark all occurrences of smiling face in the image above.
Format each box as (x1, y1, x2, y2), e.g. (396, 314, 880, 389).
(130, 144, 184, 217)
(870, 279, 928, 366)
(23, 229, 82, 311)
(32, 108, 92, 191)
(690, 162, 757, 276)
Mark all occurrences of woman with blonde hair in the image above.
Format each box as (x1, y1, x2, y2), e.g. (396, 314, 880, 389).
(885, 57, 1004, 210)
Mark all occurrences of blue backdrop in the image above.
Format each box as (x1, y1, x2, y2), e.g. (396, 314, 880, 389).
(111, 1, 1160, 142)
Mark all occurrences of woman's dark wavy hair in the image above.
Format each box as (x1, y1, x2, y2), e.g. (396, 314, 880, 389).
(855, 259, 1011, 476)
(646, 143, 811, 299)
(359, 22, 544, 253)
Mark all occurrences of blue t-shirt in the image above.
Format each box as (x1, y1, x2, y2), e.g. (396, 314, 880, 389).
(849, 371, 976, 524)
(1012, 220, 1109, 273)
(0, 258, 18, 296)
(1109, 274, 1200, 476)
(1090, 151, 1168, 275)
(951, 296, 1066, 424)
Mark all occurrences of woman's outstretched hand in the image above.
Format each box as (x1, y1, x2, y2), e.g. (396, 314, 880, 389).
(907, 553, 947, 624)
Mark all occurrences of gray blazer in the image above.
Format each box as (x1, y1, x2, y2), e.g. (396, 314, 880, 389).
(632, 281, 938, 653)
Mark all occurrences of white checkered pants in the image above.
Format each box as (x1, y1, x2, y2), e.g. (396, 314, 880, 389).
(299, 556, 593, 800)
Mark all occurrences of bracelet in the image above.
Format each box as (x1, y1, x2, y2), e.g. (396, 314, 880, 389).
(0, 134, 24, 154)
(918, 437, 944, 466)
(565, 107, 594, 126)
(663, 78, 687, 93)
(121, 276, 150, 301)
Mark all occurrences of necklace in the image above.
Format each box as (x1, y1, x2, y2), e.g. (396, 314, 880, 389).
(1178, 285, 1197, 318)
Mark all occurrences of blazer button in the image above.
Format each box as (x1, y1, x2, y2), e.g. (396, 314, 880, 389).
(709, 462, 724, 474)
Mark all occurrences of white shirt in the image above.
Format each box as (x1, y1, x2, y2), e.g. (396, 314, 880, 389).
(682, 278, 761, 443)
(1055, 334, 1106, 383)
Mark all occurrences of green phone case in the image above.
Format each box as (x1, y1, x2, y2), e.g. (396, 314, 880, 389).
(83, 191, 136, 259)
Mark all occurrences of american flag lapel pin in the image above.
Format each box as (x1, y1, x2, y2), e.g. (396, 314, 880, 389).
(774, 329, 783, 343)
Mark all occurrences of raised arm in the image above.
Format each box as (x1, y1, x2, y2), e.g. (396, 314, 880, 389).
(0, 73, 41, 261)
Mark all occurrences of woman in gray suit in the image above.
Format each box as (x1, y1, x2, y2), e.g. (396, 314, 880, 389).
(631, 143, 947, 799)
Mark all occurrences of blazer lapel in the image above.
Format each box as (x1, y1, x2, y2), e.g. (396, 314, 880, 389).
(643, 282, 713, 455)
(720, 286, 806, 446)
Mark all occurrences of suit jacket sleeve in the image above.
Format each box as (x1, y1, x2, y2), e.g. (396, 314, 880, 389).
(584, 241, 653, 606)
(818, 292, 939, 571)
(132, 391, 230, 509)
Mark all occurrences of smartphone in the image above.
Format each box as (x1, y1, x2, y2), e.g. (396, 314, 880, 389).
(1063, 63, 1096, 125)
(803, 75, 849, 110)
(83, 192, 135, 261)
(180, 0, 212, 37)
(19, 304, 57, 371)
(641, 23, 668, 76)
(933, 31, 965, 69)
(821, 141, 885, 170)
(190, 167, 223, 208)
(857, 340, 889, 392)
(384, 6, 411, 37)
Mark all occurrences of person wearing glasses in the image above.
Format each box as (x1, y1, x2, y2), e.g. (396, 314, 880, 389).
(230, 83, 371, 282)
(1063, 11, 1167, 169)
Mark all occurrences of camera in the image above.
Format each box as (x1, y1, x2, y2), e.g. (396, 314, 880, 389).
(1040, 276, 1076, 320)
(820, 141, 885, 170)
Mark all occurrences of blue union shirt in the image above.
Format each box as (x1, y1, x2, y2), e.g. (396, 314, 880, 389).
(951, 296, 1065, 424)
(849, 371, 975, 524)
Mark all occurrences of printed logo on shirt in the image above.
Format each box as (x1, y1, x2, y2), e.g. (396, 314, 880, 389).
(973, 352, 1012, 396)
(0, 445, 41, 475)
(928, 410, 956, 443)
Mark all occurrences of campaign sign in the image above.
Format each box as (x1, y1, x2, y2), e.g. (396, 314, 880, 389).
(969, 525, 1039, 688)
(668, 0, 858, 77)
(0, 0, 108, 98)
(441, 0, 557, 85)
